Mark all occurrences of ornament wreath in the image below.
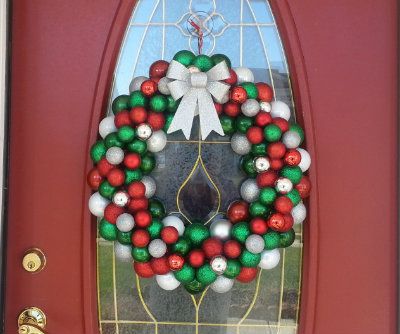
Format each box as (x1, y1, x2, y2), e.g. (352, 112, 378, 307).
(88, 50, 311, 294)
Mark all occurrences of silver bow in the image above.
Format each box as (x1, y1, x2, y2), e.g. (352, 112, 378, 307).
(166, 60, 231, 140)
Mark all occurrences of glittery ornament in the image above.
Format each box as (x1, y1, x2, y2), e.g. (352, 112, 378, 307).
(227, 201, 249, 223)
(267, 142, 286, 159)
(236, 116, 253, 134)
(116, 213, 135, 232)
(297, 148, 311, 172)
(241, 99, 260, 117)
(239, 250, 261, 267)
(141, 176, 156, 198)
(270, 101, 290, 121)
(129, 106, 147, 124)
(114, 242, 132, 262)
(264, 124, 282, 142)
(185, 279, 205, 294)
(234, 67, 254, 83)
(292, 202, 307, 224)
(149, 199, 166, 218)
(240, 82, 258, 99)
(263, 230, 281, 250)
(129, 76, 148, 93)
(210, 275, 234, 293)
(90, 141, 107, 163)
(280, 166, 303, 184)
(131, 229, 151, 247)
(149, 95, 167, 112)
(256, 170, 278, 188)
(134, 261, 154, 278)
(202, 238, 223, 258)
(124, 153, 141, 170)
(99, 219, 118, 241)
(129, 91, 148, 108)
(161, 226, 179, 244)
(162, 215, 185, 236)
(136, 123, 153, 140)
(150, 257, 170, 275)
(146, 130, 167, 152)
(259, 249, 280, 269)
(147, 112, 165, 131)
(156, 272, 181, 290)
(240, 178, 260, 203)
(275, 177, 293, 194)
(259, 187, 277, 205)
(117, 231, 132, 245)
(140, 152, 156, 174)
(241, 155, 257, 177)
(236, 267, 258, 283)
(274, 196, 293, 214)
(172, 237, 191, 256)
(197, 264, 217, 285)
(290, 124, 305, 143)
(174, 263, 195, 283)
(286, 189, 302, 206)
(193, 55, 214, 72)
(223, 240, 242, 259)
(223, 259, 241, 278)
(254, 156, 270, 173)
(245, 234, 265, 254)
(184, 223, 210, 247)
(168, 254, 185, 271)
(249, 201, 269, 217)
(246, 126, 264, 144)
(99, 116, 117, 139)
(140, 79, 158, 97)
(107, 169, 125, 187)
(251, 143, 267, 156)
(224, 101, 240, 117)
(282, 130, 301, 149)
(149, 60, 169, 79)
(173, 50, 195, 66)
(210, 255, 227, 275)
(280, 229, 296, 247)
(231, 222, 251, 244)
(284, 149, 301, 166)
(88, 192, 110, 217)
(148, 239, 167, 258)
(272, 117, 289, 132)
(256, 82, 273, 102)
(296, 176, 312, 198)
(211, 54, 232, 68)
(132, 247, 151, 262)
(117, 125, 135, 143)
(260, 101, 272, 113)
(105, 133, 123, 149)
(220, 115, 235, 135)
(157, 77, 171, 96)
(210, 219, 232, 240)
(188, 249, 205, 268)
(124, 169, 143, 184)
(147, 219, 163, 239)
(106, 147, 124, 165)
(230, 86, 247, 104)
(249, 217, 268, 235)
(126, 139, 147, 155)
(99, 180, 116, 200)
(104, 204, 124, 224)
(112, 95, 130, 114)
(134, 210, 152, 228)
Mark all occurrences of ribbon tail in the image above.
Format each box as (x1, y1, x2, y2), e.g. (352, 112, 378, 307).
(197, 90, 225, 140)
(167, 89, 197, 140)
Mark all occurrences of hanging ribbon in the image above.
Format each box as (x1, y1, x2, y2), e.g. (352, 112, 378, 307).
(166, 60, 231, 140)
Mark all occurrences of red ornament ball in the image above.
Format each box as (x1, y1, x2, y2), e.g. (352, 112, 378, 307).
(250, 217, 268, 235)
(128, 197, 148, 212)
(87, 168, 102, 190)
(161, 226, 179, 244)
(134, 261, 154, 278)
(134, 210, 152, 228)
(124, 153, 141, 169)
(140, 79, 158, 97)
(214, 103, 223, 115)
(202, 237, 223, 258)
(107, 168, 125, 187)
(128, 181, 146, 199)
(230, 86, 247, 104)
(255, 111, 272, 127)
(256, 170, 277, 188)
(224, 68, 238, 85)
(104, 204, 125, 224)
(256, 82, 273, 102)
(296, 176, 312, 198)
(149, 60, 169, 79)
(272, 117, 289, 132)
(114, 111, 131, 128)
(284, 149, 301, 166)
(237, 267, 258, 283)
(267, 142, 286, 159)
(97, 158, 115, 177)
(224, 101, 240, 117)
(129, 107, 147, 124)
(150, 257, 170, 275)
(246, 126, 264, 144)
(223, 240, 242, 259)
(267, 213, 285, 231)
(188, 249, 206, 268)
(270, 159, 284, 171)
(131, 229, 150, 247)
(282, 214, 294, 232)
(168, 254, 185, 271)
(227, 200, 249, 223)
(147, 112, 165, 131)
(274, 196, 293, 214)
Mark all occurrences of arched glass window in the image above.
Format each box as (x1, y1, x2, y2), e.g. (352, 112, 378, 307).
(98, 1, 302, 333)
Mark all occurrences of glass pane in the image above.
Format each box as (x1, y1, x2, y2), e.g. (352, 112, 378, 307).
(98, 1, 303, 334)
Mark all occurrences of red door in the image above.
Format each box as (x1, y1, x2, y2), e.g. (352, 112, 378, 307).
(5, 1, 397, 334)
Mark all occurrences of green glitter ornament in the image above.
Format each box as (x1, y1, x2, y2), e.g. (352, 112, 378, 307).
(117, 125, 135, 143)
(240, 82, 258, 99)
(241, 155, 257, 177)
(132, 247, 150, 262)
(99, 219, 117, 241)
(286, 189, 301, 206)
(90, 140, 107, 163)
(251, 143, 267, 156)
(105, 133, 124, 149)
(263, 230, 281, 250)
(211, 54, 231, 68)
(149, 94, 168, 112)
(220, 115, 235, 135)
(149, 199, 166, 218)
(184, 223, 210, 247)
(164, 113, 174, 132)
(117, 231, 132, 245)
(239, 250, 261, 267)
(98, 180, 116, 200)
(223, 259, 241, 279)
(173, 50, 196, 66)
(259, 187, 277, 205)
(264, 124, 282, 142)
(166, 96, 179, 113)
(129, 91, 148, 108)
(112, 95, 129, 114)
(289, 124, 305, 144)
(126, 139, 147, 155)
(196, 264, 217, 285)
(172, 237, 192, 256)
(280, 166, 303, 184)
(185, 279, 206, 294)
(124, 169, 143, 184)
(140, 153, 156, 174)
(280, 229, 296, 248)
(231, 222, 251, 244)
(147, 219, 163, 239)
(249, 201, 270, 217)
(174, 263, 195, 283)
(193, 55, 214, 72)
(235, 115, 253, 133)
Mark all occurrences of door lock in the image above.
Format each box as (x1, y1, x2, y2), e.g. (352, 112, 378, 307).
(18, 307, 46, 334)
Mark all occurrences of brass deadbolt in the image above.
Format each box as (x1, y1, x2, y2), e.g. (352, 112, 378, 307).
(18, 307, 46, 333)
(22, 248, 46, 273)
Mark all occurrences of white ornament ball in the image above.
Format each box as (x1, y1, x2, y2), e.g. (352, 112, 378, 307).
(88, 192, 110, 217)
(260, 101, 272, 113)
(282, 130, 301, 149)
(141, 176, 156, 198)
(275, 177, 293, 194)
(240, 179, 260, 203)
(245, 234, 265, 254)
(157, 77, 171, 95)
(210, 219, 232, 240)
(210, 276, 234, 293)
(241, 99, 260, 117)
(147, 130, 167, 153)
(129, 76, 148, 92)
(156, 272, 181, 291)
(270, 101, 291, 121)
(162, 215, 185, 236)
(137, 123, 153, 140)
(220, 92, 230, 104)
(99, 116, 117, 138)
(106, 147, 124, 165)
(116, 213, 135, 232)
(254, 156, 270, 173)
(234, 67, 254, 83)
(292, 202, 307, 224)
(297, 148, 311, 172)
(148, 239, 167, 258)
(113, 191, 130, 207)
(114, 242, 133, 262)
(258, 249, 281, 270)
(231, 133, 251, 155)
(210, 255, 227, 275)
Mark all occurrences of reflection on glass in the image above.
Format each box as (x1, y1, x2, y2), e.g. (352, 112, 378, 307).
(98, 1, 303, 333)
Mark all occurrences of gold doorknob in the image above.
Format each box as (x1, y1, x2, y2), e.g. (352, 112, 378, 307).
(22, 248, 46, 273)
(18, 307, 46, 334)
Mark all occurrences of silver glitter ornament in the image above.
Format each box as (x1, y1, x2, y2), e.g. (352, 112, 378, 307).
(156, 272, 181, 291)
(254, 156, 270, 172)
(112, 191, 130, 207)
(282, 130, 301, 149)
(260, 101, 272, 113)
(114, 242, 132, 262)
(129, 76, 148, 93)
(141, 176, 156, 198)
(297, 148, 311, 172)
(292, 202, 307, 224)
(275, 177, 293, 194)
(116, 213, 135, 232)
(99, 116, 117, 138)
(234, 67, 254, 83)
(136, 123, 153, 140)
(245, 234, 265, 254)
(88, 192, 110, 217)
(270, 101, 291, 121)
(157, 77, 171, 95)
(210, 276, 234, 293)
(148, 239, 167, 258)
(147, 130, 167, 153)
(241, 99, 260, 117)
(210, 255, 227, 275)
(231, 133, 251, 155)
(106, 147, 124, 165)
(210, 219, 232, 240)
(240, 179, 260, 203)
(258, 249, 281, 270)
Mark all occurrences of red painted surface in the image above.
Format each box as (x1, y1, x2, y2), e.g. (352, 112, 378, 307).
(6, 0, 398, 334)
